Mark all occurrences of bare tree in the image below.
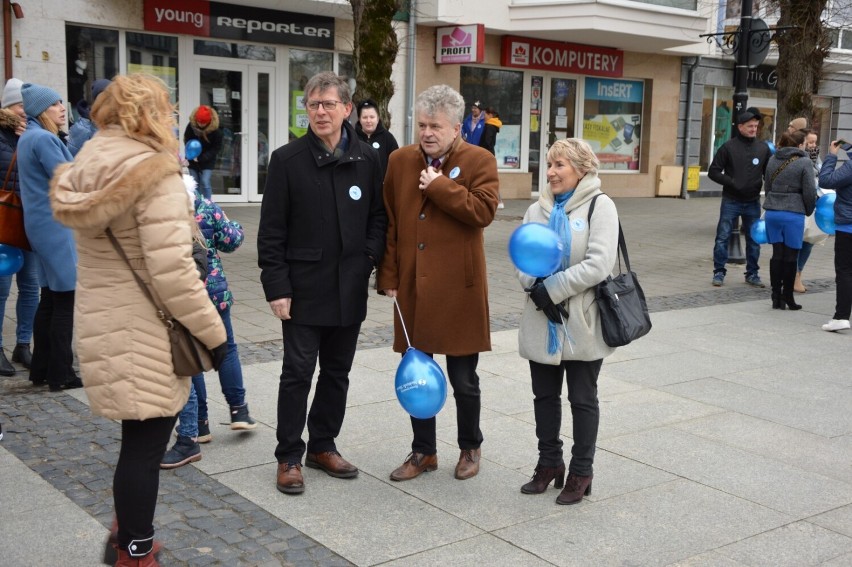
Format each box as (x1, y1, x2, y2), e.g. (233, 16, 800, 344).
(768, 0, 831, 129)
(349, 0, 404, 128)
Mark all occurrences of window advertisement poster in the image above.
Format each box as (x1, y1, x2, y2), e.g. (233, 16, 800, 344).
(496, 125, 521, 169)
(582, 78, 644, 171)
(290, 90, 308, 140)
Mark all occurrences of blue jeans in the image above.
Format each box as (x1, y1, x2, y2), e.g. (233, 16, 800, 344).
(191, 306, 245, 422)
(713, 197, 761, 277)
(190, 168, 213, 200)
(177, 384, 199, 438)
(0, 250, 40, 347)
(798, 241, 814, 272)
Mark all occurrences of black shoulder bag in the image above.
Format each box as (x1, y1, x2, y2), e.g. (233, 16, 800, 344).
(588, 194, 652, 347)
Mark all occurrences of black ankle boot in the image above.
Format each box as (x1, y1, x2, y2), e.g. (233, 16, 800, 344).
(11, 344, 31, 369)
(0, 349, 15, 376)
(782, 261, 802, 310)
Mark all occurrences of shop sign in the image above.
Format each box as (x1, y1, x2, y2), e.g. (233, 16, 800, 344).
(144, 0, 334, 49)
(501, 36, 623, 78)
(747, 65, 777, 91)
(435, 25, 485, 64)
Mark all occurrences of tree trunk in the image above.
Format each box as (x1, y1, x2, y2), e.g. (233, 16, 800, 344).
(773, 0, 830, 137)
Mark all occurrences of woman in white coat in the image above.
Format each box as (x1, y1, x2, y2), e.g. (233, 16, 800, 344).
(516, 138, 619, 505)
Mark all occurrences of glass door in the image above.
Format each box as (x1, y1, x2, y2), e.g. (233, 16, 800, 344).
(538, 75, 578, 192)
(192, 63, 274, 202)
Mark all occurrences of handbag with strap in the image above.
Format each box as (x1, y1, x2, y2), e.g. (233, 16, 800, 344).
(105, 228, 213, 376)
(0, 150, 31, 251)
(588, 194, 652, 347)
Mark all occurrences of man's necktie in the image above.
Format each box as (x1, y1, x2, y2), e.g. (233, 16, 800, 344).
(430, 158, 441, 169)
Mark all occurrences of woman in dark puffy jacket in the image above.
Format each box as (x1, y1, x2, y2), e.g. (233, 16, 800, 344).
(763, 129, 816, 310)
(354, 99, 398, 176)
(0, 80, 39, 376)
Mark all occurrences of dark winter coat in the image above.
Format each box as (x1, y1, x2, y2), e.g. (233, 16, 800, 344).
(708, 132, 771, 202)
(183, 107, 223, 172)
(258, 121, 387, 327)
(355, 120, 399, 176)
(479, 116, 502, 156)
(763, 147, 817, 216)
(377, 137, 499, 356)
(0, 108, 21, 193)
(819, 154, 852, 226)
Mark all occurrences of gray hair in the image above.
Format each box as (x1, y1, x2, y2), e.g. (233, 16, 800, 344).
(303, 71, 351, 104)
(547, 138, 599, 176)
(415, 85, 465, 125)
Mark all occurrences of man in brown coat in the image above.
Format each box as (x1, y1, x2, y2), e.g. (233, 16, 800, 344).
(378, 84, 499, 481)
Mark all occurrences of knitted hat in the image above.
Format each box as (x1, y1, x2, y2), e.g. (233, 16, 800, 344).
(92, 78, 111, 101)
(788, 117, 807, 131)
(1, 78, 23, 108)
(22, 83, 62, 118)
(195, 105, 212, 126)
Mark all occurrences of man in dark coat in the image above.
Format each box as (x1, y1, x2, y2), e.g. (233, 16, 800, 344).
(378, 84, 499, 483)
(708, 106, 771, 287)
(258, 72, 387, 495)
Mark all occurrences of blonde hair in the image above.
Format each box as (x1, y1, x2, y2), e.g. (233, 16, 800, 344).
(37, 114, 60, 136)
(91, 74, 177, 154)
(546, 138, 599, 176)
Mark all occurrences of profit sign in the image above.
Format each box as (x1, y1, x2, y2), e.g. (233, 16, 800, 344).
(501, 36, 623, 78)
(144, 0, 334, 49)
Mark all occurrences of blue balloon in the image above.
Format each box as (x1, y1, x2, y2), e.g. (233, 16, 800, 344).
(185, 139, 203, 160)
(815, 192, 836, 235)
(508, 223, 563, 277)
(395, 348, 447, 420)
(0, 244, 23, 276)
(766, 141, 776, 155)
(750, 218, 768, 245)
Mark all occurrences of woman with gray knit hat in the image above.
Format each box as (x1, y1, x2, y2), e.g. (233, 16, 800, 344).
(0, 78, 40, 376)
(17, 82, 80, 391)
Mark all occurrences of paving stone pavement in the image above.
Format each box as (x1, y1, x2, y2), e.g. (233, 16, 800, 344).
(1, 195, 847, 566)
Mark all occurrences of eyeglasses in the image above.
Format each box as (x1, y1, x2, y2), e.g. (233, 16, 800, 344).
(306, 99, 344, 112)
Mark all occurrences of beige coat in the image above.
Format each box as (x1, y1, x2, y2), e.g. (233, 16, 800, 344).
(50, 127, 225, 421)
(377, 139, 499, 355)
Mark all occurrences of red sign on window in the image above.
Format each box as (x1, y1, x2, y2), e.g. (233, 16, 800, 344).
(144, 0, 210, 37)
(501, 36, 623, 78)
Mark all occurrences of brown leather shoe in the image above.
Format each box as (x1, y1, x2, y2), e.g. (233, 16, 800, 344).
(556, 472, 592, 505)
(454, 448, 481, 480)
(390, 452, 438, 481)
(276, 462, 305, 494)
(305, 450, 359, 478)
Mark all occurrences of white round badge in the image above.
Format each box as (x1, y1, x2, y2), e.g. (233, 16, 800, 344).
(349, 186, 362, 200)
(571, 218, 586, 231)
(752, 158, 759, 165)
(449, 166, 461, 179)
(372, 142, 380, 149)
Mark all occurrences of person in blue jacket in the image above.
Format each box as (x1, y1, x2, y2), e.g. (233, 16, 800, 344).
(17, 83, 80, 391)
(67, 78, 111, 156)
(461, 100, 485, 146)
(818, 139, 852, 332)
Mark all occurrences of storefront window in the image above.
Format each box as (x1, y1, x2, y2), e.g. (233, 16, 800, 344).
(65, 25, 119, 121)
(699, 86, 777, 171)
(582, 78, 644, 171)
(128, 33, 179, 104)
(193, 40, 275, 61)
(288, 49, 333, 140)
(460, 67, 523, 169)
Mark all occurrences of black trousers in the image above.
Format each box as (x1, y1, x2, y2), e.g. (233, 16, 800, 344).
(114, 415, 176, 553)
(834, 231, 852, 320)
(529, 359, 602, 476)
(30, 288, 75, 387)
(411, 353, 483, 455)
(274, 321, 361, 464)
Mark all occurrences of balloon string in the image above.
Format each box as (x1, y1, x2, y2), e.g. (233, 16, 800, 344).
(393, 297, 412, 349)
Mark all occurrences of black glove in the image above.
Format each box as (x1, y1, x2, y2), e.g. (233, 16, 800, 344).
(211, 342, 228, 371)
(526, 281, 568, 324)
